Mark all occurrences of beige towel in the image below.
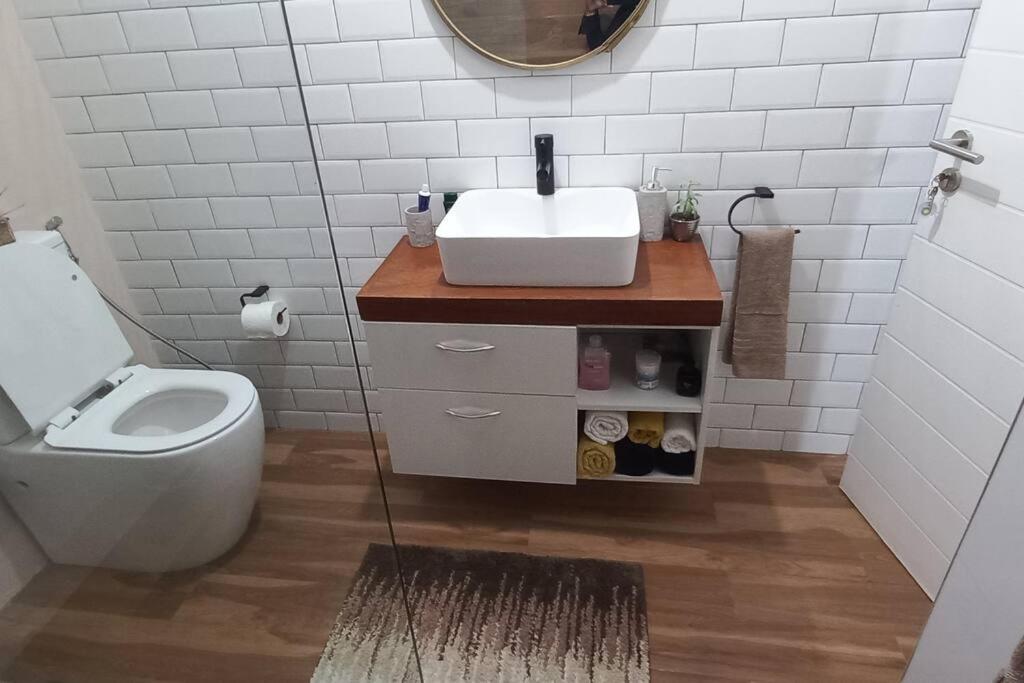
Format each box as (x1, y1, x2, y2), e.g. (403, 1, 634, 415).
(722, 228, 795, 379)
(627, 411, 664, 448)
(577, 436, 615, 478)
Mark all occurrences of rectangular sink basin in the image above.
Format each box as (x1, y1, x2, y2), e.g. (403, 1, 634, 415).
(435, 188, 640, 287)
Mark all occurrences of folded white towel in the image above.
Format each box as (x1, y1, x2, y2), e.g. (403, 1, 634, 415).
(662, 413, 696, 454)
(583, 411, 629, 445)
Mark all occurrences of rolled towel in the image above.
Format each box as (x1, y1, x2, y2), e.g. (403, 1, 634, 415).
(656, 450, 696, 477)
(662, 412, 696, 454)
(627, 411, 664, 448)
(583, 410, 629, 445)
(614, 440, 657, 477)
(577, 436, 615, 479)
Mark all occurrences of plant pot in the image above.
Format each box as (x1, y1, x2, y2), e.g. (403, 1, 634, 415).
(669, 213, 700, 242)
(0, 218, 13, 247)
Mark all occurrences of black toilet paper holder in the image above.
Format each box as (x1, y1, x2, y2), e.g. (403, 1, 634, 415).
(239, 285, 270, 309)
(240, 285, 288, 325)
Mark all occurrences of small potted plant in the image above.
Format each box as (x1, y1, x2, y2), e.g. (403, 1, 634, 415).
(0, 188, 16, 246)
(669, 181, 701, 242)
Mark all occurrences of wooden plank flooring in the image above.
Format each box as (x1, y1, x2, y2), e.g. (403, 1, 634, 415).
(0, 431, 931, 682)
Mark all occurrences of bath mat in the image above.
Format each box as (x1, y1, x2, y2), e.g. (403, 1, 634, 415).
(311, 544, 650, 683)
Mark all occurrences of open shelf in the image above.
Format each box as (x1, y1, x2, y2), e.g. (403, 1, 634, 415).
(576, 361, 702, 412)
(606, 472, 697, 484)
(573, 327, 716, 486)
(582, 472, 698, 484)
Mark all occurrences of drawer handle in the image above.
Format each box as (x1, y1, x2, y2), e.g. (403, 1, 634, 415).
(435, 341, 496, 353)
(445, 407, 502, 420)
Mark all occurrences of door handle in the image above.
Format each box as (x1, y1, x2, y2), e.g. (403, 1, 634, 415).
(435, 341, 496, 353)
(445, 407, 502, 419)
(930, 129, 985, 165)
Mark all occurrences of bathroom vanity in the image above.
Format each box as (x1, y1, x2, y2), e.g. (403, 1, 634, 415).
(358, 238, 723, 486)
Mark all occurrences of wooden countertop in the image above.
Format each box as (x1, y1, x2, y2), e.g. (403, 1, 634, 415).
(357, 237, 724, 327)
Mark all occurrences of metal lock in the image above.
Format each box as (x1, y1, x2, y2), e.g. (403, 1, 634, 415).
(921, 168, 962, 217)
(936, 167, 962, 194)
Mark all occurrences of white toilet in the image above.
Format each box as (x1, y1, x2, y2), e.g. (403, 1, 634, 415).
(0, 232, 264, 572)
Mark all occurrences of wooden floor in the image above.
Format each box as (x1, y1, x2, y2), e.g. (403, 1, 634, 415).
(0, 430, 931, 682)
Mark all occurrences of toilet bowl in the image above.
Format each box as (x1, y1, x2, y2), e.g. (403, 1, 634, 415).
(0, 234, 265, 571)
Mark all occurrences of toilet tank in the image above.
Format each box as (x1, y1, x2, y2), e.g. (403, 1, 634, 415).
(0, 231, 72, 444)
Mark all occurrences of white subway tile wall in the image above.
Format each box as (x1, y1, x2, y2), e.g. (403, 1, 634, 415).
(17, 0, 977, 447)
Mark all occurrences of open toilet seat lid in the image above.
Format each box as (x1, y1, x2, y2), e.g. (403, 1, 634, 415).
(0, 243, 133, 433)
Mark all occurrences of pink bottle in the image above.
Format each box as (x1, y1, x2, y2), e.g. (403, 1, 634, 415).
(579, 335, 611, 390)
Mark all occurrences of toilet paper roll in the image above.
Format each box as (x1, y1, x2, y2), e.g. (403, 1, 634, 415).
(241, 301, 289, 339)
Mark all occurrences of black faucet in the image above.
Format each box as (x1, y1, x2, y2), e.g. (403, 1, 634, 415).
(535, 134, 554, 195)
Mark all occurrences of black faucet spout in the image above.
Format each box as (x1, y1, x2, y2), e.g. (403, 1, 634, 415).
(535, 134, 554, 195)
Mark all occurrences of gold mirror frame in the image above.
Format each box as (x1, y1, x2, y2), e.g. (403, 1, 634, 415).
(430, 0, 651, 71)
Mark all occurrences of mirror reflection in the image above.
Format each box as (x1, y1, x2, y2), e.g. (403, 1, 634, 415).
(434, 0, 647, 68)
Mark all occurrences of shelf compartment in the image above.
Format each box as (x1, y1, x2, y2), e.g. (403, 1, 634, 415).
(576, 361, 702, 412)
(582, 472, 698, 484)
(574, 329, 705, 413)
(607, 472, 697, 484)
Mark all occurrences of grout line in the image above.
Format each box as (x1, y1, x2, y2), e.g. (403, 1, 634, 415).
(866, 12, 881, 60)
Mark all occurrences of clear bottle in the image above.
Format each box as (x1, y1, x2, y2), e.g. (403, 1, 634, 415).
(579, 335, 611, 390)
(635, 349, 661, 390)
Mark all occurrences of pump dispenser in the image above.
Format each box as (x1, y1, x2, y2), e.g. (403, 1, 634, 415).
(638, 167, 670, 242)
(578, 335, 611, 391)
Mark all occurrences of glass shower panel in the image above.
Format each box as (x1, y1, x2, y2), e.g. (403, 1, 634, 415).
(278, 0, 434, 677)
(0, 1, 414, 681)
(275, 0, 949, 679)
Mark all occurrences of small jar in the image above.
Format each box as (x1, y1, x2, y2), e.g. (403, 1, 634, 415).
(635, 350, 661, 390)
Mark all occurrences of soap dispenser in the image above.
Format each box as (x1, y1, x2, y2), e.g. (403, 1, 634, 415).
(638, 167, 670, 242)
(579, 335, 611, 391)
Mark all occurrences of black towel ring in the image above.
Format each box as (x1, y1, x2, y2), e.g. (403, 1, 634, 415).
(728, 187, 800, 236)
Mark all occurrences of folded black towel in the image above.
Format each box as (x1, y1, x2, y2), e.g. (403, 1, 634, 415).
(656, 450, 696, 477)
(613, 440, 657, 476)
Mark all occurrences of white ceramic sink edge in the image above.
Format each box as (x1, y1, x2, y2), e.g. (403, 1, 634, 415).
(436, 188, 640, 287)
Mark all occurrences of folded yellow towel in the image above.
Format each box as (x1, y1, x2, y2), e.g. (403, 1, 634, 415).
(628, 411, 665, 448)
(577, 436, 615, 479)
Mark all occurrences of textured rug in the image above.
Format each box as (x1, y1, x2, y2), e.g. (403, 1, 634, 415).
(311, 544, 650, 682)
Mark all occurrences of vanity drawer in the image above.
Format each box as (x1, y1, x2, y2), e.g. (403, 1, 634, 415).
(381, 389, 576, 484)
(365, 322, 576, 395)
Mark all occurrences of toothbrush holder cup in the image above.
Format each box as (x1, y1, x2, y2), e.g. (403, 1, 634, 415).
(404, 206, 435, 248)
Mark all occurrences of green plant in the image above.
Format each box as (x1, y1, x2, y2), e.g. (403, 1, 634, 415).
(673, 181, 701, 219)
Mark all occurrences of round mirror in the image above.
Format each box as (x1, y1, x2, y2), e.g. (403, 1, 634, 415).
(433, 0, 650, 70)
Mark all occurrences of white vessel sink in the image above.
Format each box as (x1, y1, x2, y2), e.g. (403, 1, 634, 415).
(435, 188, 640, 287)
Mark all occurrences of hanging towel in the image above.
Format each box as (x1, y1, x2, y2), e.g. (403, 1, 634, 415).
(577, 436, 616, 479)
(722, 227, 795, 379)
(614, 440, 657, 477)
(627, 412, 664, 448)
(583, 410, 629, 445)
(662, 413, 696, 454)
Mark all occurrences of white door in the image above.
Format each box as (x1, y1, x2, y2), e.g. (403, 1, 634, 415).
(840, 0, 1024, 599)
(903, 405, 1024, 681)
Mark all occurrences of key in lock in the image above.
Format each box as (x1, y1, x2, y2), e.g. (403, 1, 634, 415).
(921, 168, 962, 216)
